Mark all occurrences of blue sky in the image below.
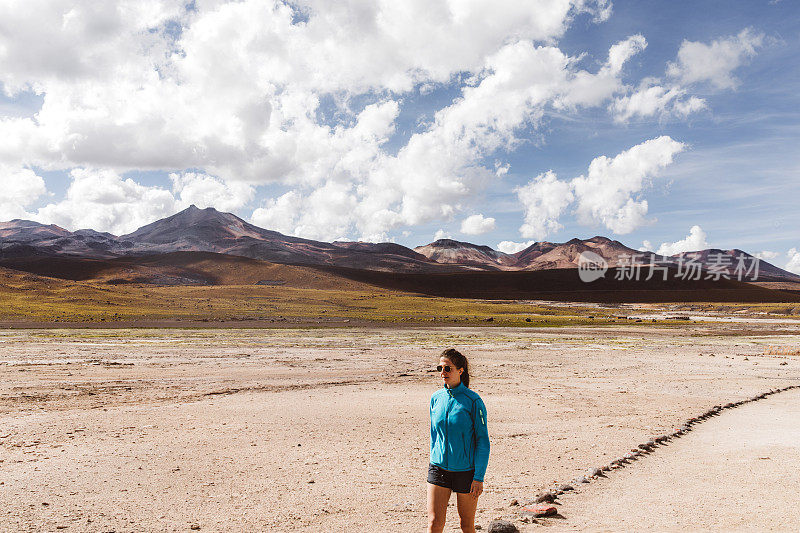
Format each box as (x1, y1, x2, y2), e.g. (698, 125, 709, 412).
(0, 0, 798, 271)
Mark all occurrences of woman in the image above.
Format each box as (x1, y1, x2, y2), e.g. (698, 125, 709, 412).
(427, 348, 490, 533)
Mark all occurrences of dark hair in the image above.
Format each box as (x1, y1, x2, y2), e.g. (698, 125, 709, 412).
(440, 348, 470, 388)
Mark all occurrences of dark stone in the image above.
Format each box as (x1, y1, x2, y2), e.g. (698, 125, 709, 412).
(487, 519, 519, 533)
(534, 491, 555, 503)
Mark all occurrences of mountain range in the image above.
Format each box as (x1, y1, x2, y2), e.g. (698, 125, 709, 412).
(0, 205, 797, 282)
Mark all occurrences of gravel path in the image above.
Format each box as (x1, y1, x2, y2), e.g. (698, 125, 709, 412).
(544, 387, 800, 532)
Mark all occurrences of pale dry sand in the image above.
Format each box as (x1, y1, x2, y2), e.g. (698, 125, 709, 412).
(1, 325, 798, 532)
(546, 388, 800, 532)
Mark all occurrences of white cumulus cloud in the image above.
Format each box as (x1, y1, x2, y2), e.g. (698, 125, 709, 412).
(251, 191, 303, 236)
(34, 168, 177, 234)
(460, 214, 496, 235)
(516, 170, 574, 240)
(572, 136, 685, 234)
(513, 136, 686, 240)
(612, 28, 761, 124)
(21, 168, 254, 234)
(0, 2, 675, 241)
(170, 173, 255, 212)
(241, 34, 648, 241)
(754, 250, 779, 261)
(0, 165, 47, 221)
(433, 229, 452, 241)
(496, 240, 534, 254)
(654, 225, 710, 256)
(666, 28, 764, 89)
(786, 248, 800, 275)
(612, 83, 706, 122)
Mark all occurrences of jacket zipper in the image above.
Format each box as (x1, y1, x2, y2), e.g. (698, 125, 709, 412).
(444, 389, 453, 469)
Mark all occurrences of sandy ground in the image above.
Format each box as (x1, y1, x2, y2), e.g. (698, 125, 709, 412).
(545, 388, 800, 532)
(1, 324, 799, 532)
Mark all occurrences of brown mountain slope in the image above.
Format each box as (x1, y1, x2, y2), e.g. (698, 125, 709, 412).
(0, 252, 378, 290)
(413, 239, 514, 269)
(3, 208, 798, 280)
(315, 265, 800, 303)
(514, 236, 656, 270)
(672, 249, 796, 282)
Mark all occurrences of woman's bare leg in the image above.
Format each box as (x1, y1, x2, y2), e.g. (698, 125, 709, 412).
(456, 491, 479, 533)
(427, 483, 451, 533)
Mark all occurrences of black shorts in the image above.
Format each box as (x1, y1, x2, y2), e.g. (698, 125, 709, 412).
(427, 463, 474, 494)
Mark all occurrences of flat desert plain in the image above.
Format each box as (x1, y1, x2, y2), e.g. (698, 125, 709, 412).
(2, 323, 799, 532)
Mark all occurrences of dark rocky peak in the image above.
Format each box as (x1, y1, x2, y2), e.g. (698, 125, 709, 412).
(425, 239, 497, 254)
(121, 205, 270, 244)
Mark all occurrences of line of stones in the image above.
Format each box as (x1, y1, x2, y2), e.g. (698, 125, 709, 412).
(521, 385, 800, 508)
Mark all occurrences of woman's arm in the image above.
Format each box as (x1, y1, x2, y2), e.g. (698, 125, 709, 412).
(430, 395, 436, 449)
(472, 397, 490, 482)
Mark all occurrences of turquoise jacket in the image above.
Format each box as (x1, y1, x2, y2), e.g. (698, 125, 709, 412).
(429, 382, 490, 482)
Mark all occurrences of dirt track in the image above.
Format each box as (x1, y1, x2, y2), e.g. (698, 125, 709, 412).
(1, 325, 798, 531)
(547, 388, 800, 532)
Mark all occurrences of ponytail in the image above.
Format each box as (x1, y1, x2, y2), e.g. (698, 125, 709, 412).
(441, 348, 470, 388)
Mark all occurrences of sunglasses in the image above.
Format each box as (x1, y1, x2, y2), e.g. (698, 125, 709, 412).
(436, 365, 453, 373)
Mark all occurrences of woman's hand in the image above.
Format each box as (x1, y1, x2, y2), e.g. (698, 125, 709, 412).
(469, 480, 483, 499)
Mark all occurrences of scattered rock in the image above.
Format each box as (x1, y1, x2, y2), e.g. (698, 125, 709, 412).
(190, 524, 200, 530)
(559, 483, 574, 492)
(509, 499, 519, 506)
(576, 476, 590, 484)
(487, 519, 518, 533)
(534, 492, 555, 503)
(521, 504, 558, 518)
(780, 361, 788, 366)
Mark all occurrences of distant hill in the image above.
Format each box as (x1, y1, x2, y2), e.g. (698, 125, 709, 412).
(413, 239, 515, 269)
(0, 206, 446, 273)
(1, 206, 797, 282)
(316, 264, 800, 303)
(413, 235, 798, 282)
